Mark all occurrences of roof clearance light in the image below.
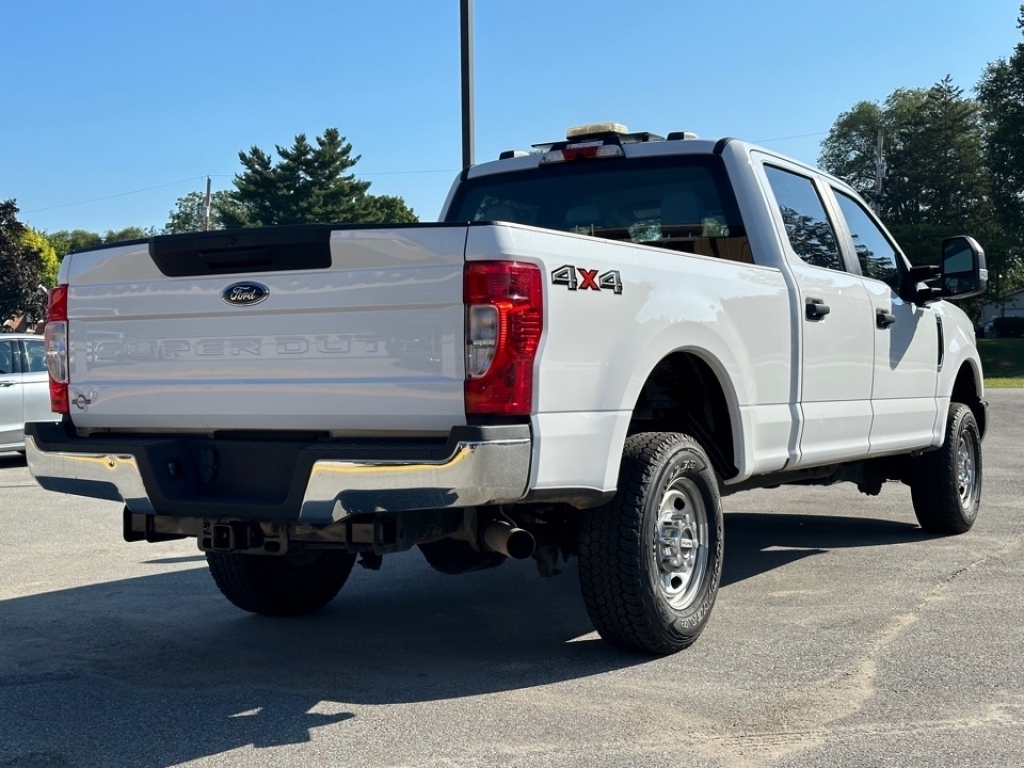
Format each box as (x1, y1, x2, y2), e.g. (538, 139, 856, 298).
(566, 122, 628, 139)
(540, 142, 625, 165)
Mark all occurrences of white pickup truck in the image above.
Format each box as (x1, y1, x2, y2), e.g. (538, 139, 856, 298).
(27, 123, 988, 654)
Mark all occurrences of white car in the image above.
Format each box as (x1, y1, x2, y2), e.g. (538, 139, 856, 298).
(0, 333, 54, 452)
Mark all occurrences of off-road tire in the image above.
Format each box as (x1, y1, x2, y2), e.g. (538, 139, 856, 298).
(206, 548, 356, 616)
(418, 539, 506, 575)
(578, 432, 724, 655)
(910, 402, 982, 535)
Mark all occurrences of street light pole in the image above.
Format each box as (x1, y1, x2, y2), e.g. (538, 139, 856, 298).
(460, 0, 474, 169)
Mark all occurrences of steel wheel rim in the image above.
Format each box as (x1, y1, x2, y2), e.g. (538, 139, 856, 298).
(956, 432, 978, 509)
(653, 472, 708, 610)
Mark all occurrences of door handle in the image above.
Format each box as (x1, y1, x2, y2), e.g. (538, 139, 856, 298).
(876, 309, 897, 328)
(0, 381, 15, 388)
(806, 298, 830, 320)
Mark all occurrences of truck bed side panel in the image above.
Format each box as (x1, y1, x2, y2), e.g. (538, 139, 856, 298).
(465, 224, 793, 492)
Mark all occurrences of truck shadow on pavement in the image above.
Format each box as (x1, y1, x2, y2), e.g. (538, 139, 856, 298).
(0, 552, 627, 768)
(0, 510, 928, 768)
(721, 510, 927, 587)
(0, 451, 26, 468)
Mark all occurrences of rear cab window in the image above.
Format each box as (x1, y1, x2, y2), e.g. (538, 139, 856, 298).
(445, 155, 754, 264)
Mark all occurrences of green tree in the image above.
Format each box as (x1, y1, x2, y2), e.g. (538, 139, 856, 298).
(0, 200, 49, 322)
(820, 79, 992, 267)
(219, 128, 417, 227)
(977, 6, 1024, 237)
(103, 226, 154, 243)
(163, 189, 233, 234)
(818, 100, 885, 201)
(43, 227, 154, 260)
(44, 229, 102, 260)
(361, 193, 419, 224)
(19, 228, 60, 287)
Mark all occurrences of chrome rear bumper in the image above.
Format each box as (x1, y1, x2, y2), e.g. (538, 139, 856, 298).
(25, 424, 531, 524)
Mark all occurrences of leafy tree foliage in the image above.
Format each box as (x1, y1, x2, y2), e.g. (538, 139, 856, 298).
(218, 128, 417, 227)
(19, 228, 60, 287)
(44, 229, 102, 260)
(361, 193, 418, 224)
(43, 227, 156, 261)
(818, 100, 886, 200)
(820, 79, 988, 238)
(102, 226, 155, 242)
(977, 5, 1024, 236)
(163, 189, 233, 234)
(819, 76, 1013, 311)
(0, 200, 49, 322)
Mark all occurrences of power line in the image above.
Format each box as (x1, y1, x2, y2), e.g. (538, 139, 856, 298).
(22, 168, 458, 214)
(23, 177, 212, 213)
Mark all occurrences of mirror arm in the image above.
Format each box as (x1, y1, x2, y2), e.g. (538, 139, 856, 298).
(908, 264, 941, 282)
(914, 286, 943, 305)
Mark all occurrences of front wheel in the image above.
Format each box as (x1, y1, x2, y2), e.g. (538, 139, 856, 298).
(206, 548, 356, 616)
(910, 402, 982, 535)
(578, 432, 724, 655)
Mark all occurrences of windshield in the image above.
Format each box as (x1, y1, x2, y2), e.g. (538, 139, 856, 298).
(446, 155, 751, 262)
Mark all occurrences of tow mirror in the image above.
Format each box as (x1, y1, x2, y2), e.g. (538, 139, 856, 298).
(940, 236, 987, 300)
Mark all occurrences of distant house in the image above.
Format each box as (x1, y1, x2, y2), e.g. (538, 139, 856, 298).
(2, 314, 43, 334)
(981, 287, 1024, 322)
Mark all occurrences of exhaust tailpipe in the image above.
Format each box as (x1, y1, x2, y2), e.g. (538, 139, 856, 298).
(482, 521, 535, 560)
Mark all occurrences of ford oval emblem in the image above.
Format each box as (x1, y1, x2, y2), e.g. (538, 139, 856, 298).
(222, 282, 269, 306)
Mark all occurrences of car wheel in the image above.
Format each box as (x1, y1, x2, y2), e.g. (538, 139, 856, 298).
(206, 548, 356, 616)
(578, 432, 724, 654)
(910, 402, 982, 535)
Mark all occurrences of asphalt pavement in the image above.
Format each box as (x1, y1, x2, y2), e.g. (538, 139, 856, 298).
(1, 390, 1022, 767)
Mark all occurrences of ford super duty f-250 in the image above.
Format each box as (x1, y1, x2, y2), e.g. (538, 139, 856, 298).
(27, 123, 989, 654)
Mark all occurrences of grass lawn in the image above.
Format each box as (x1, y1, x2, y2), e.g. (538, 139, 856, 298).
(978, 338, 1024, 387)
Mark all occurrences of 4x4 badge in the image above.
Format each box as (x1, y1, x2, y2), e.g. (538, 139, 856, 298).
(551, 265, 622, 294)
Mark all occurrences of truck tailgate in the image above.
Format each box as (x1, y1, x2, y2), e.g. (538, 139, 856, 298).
(62, 225, 469, 433)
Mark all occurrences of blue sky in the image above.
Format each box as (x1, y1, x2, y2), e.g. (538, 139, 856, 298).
(3, 0, 1022, 235)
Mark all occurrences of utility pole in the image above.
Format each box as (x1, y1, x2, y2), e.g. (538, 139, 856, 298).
(874, 128, 885, 214)
(203, 176, 212, 231)
(460, 0, 474, 169)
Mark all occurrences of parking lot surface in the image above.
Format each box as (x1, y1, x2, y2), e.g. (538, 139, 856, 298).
(2, 390, 1023, 767)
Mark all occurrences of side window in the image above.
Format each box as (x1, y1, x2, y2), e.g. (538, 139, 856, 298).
(24, 340, 47, 373)
(0, 341, 13, 375)
(834, 192, 901, 291)
(764, 166, 844, 271)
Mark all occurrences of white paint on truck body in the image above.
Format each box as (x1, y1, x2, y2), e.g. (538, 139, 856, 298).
(62, 227, 468, 432)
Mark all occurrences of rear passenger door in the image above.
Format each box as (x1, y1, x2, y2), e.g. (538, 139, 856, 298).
(0, 339, 24, 447)
(830, 190, 939, 453)
(761, 162, 875, 467)
(19, 338, 54, 426)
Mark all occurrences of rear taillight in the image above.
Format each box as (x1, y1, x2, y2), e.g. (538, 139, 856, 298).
(44, 285, 69, 414)
(464, 262, 543, 416)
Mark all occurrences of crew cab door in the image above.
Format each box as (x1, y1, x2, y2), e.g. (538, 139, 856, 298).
(18, 337, 54, 427)
(761, 163, 874, 467)
(829, 189, 939, 453)
(0, 338, 24, 446)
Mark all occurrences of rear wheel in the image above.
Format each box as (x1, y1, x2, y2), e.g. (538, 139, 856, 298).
(206, 548, 356, 616)
(910, 402, 982, 535)
(578, 432, 724, 654)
